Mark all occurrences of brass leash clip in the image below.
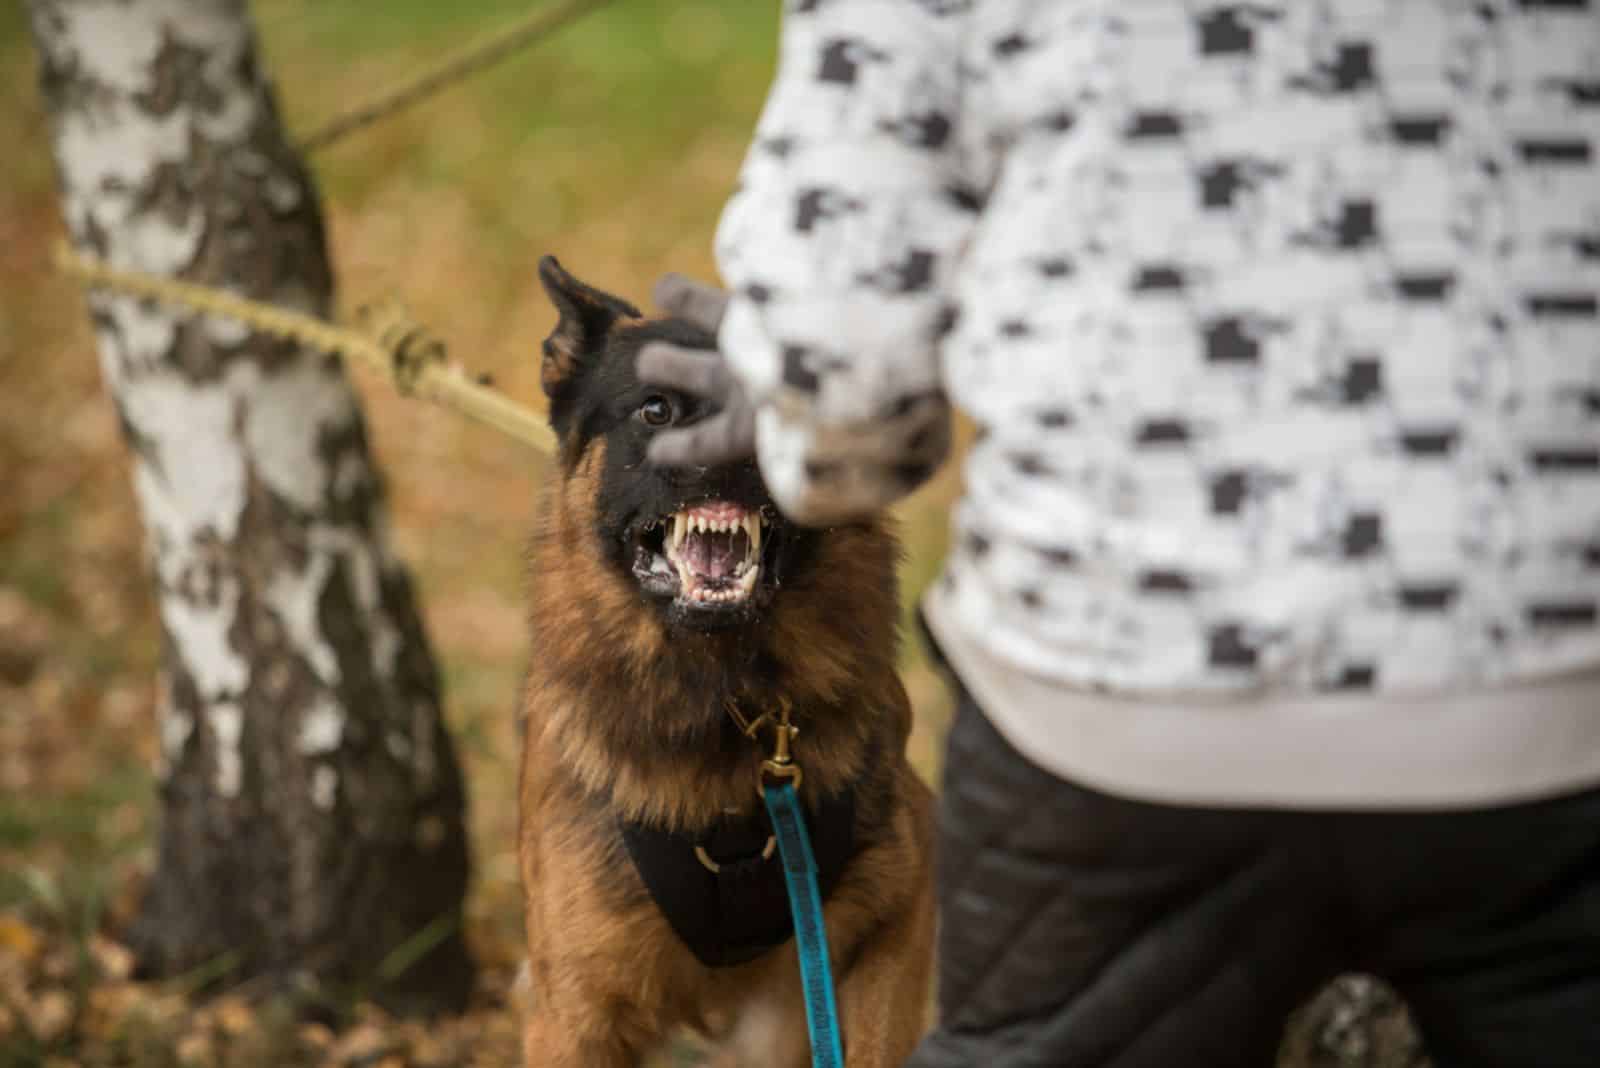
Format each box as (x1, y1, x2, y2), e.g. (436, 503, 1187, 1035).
(758, 697, 803, 795)
(725, 697, 803, 796)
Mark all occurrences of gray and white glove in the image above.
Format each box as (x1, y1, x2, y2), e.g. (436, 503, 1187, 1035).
(636, 274, 757, 468)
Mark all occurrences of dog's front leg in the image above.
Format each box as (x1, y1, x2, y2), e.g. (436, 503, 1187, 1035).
(515, 969, 642, 1068)
(521, 1005, 641, 1068)
(836, 891, 936, 1065)
(834, 843, 938, 1065)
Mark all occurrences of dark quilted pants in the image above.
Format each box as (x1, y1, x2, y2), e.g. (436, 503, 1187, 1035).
(905, 687, 1600, 1068)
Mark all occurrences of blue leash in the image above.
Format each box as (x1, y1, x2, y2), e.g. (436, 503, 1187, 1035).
(763, 780, 846, 1068)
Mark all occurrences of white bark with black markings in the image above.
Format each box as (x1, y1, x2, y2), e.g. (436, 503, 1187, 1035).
(29, 0, 472, 1009)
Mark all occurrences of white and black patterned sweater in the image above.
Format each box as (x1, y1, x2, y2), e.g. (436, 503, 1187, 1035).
(715, 0, 1600, 805)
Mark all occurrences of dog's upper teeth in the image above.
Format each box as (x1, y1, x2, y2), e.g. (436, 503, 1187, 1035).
(744, 514, 761, 556)
(669, 509, 762, 554)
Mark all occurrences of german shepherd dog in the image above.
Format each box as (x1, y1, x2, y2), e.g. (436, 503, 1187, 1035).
(516, 258, 935, 1066)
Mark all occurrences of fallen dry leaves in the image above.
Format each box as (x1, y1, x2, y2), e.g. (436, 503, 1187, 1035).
(0, 907, 543, 1067)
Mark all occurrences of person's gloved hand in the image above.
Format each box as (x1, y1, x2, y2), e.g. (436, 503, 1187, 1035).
(636, 274, 757, 468)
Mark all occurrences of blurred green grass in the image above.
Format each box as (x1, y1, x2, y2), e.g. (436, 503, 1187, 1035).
(263, 0, 783, 260)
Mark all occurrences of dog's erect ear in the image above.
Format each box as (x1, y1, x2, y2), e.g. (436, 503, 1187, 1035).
(537, 255, 641, 398)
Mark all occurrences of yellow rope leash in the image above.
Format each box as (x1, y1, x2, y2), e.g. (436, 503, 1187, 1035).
(53, 242, 556, 456)
(298, 0, 617, 153)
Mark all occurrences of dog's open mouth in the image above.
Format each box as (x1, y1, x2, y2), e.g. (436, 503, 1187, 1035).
(633, 500, 772, 609)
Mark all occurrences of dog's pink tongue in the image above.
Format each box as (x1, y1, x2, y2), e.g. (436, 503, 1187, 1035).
(684, 529, 742, 580)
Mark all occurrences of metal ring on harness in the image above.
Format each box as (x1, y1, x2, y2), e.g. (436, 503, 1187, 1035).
(693, 835, 778, 874)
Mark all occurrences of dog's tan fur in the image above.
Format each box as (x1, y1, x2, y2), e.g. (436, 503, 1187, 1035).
(518, 433, 935, 1066)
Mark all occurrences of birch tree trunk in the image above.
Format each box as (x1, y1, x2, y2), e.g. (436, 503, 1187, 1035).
(28, 0, 473, 1011)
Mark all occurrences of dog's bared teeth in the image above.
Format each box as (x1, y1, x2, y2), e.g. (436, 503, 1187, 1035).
(662, 505, 767, 605)
(743, 514, 761, 558)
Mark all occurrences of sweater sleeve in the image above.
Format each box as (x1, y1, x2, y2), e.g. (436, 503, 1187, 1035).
(713, 0, 979, 526)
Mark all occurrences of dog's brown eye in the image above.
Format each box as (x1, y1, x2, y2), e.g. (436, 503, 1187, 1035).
(637, 396, 674, 428)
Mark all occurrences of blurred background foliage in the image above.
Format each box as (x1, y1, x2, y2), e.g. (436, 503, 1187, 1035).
(0, 3, 958, 1064)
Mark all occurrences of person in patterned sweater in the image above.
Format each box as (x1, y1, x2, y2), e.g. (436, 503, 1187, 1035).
(639, 2, 1600, 1064)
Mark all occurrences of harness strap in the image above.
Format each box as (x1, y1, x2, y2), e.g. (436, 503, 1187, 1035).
(763, 781, 846, 1068)
(617, 787, 856, 969)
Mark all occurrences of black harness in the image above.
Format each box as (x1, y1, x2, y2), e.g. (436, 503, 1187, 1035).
(619, 786, 857, 968)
